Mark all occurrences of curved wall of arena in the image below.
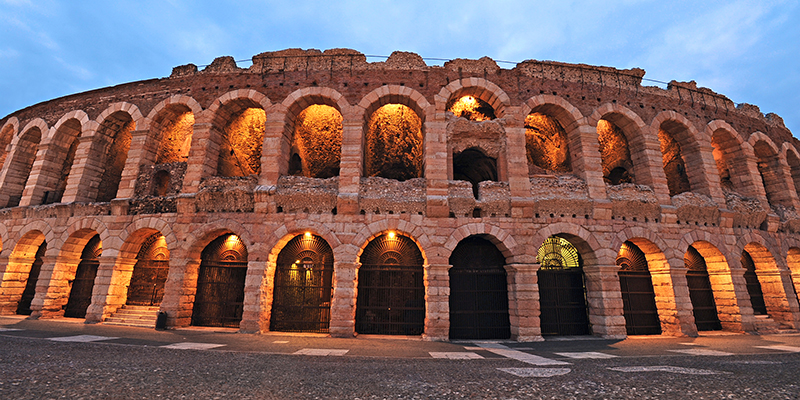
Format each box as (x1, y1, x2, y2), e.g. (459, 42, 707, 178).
(1, 48, 799, 341)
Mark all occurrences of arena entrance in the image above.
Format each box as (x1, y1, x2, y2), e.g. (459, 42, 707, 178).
(448, 236, 510, 340)
(126, 234, 169, 306)
(64, 235, 101, 318)
(685, 246, 722, 331)
(537, 236, 590, 336)
(616, 241, 661, 335)
(16, 242, 46, 315)
(191, 234, 247, 328)
(270, 233, 334, 333)
(741, 251, 768, 315)
(355, 233, 425, 335)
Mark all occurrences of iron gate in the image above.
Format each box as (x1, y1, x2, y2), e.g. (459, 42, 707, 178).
(192, 234, 248, 328)
(685, 246, 722, 331)
(617, 241, 661, 335)
(742, 251, 768, 315)
(64, 235, 101, 319)
(270, 234, 334, 333)
(449, 236, 510, 340)
(538, 268, 590, 336)
(355, 233, 425, 335)
(16, 242, 46, 315)
(126, 260, 169, 306)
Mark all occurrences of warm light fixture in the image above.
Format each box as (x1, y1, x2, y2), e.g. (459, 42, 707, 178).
(387, 231, 396, 239)
(304, 231, 313, 238)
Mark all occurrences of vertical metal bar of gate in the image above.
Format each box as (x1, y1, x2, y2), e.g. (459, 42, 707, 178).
(538, 268, 590, 336)
(192, 261, 246, 328)
(355, 264, 425, 335)
(63, 260, 99, 318)
(270, 263, 333, 333)
(618, 270, 661, 335)
(686, 270, 722, 331)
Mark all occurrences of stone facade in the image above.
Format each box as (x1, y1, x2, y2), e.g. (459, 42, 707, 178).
(0, 48, 799, 341)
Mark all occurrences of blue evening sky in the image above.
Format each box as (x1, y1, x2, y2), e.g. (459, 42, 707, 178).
(2, 0, 799, 135)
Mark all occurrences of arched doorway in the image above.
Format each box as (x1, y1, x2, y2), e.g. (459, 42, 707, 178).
(685, 246, 722, 331)
(448, 236, 510, 340)
(191, 234, 247, 328)
(270, 233, 334, 333)
(126, 233, 169, 306)
(616, 241, 661, 335)
(741, 250, 768, 315)
(16, 241, 46, 315)
(64, 235, 102, 318)
(537, 236, 590, 336)
(356, 233, 425, 335)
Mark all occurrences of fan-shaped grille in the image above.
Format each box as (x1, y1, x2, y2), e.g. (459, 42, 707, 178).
(684, 246, 707, 271)
(137, 233, 169, 261)
(360, 234, 423, 267)
(80, 235, 102, 260)
(537, 237, 580, 270)
(617, 241, 648, 272)
(202, 234, 248, 262)
(276, 234, 333, 267)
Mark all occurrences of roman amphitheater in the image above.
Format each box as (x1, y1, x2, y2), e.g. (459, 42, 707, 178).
(0, 48, 799, 341)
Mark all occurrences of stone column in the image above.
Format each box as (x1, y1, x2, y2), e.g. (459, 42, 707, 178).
(759, 269, 800, 329)
(329, 261, 358, 337)
(423, 264, 449, 341)
(159, 256, 200, 328)
(0, 255, 33, 314)
(583, 264, 626, 338)
(30, 256, 79, 319)
(712, 265, 751, 332)
(260, 107, 287, 186)
(85, 256, 136, 323)
(504, 120, 534, 218)
(337, 118, 363, 215)
(116, 129, 153, 199)
(182, 122, 216, 194)
(424, 121, 449, 218)
(651, 260, 697, 336)
(61, 135, 104, 203)
(240, 260, 269, 333)
(506, 263, 542, 342)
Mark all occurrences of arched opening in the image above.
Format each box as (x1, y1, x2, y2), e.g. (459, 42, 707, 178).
(453, 148, 498, 199)
(448, 236, 510, 339)
(741, 250, 768, 315)
(16, 241, 46, 315)
(95, 112, 135, 202)
(151, 170, 171, 197)
(155, 110, 194, 164)
(217, 108, 265, 177)
(446, 95, 496, 121)
(616, 241, 660, 335)
(64, 234, 102, 318)
(658, 124, 692, 196)
(270, 233, 334, 333)
(192, 234, 247, 328)
(126, 233, 169, 306)
(684, 246, 722, 331)
(3, 127, 42, 207)
(537, 236, 590, 336)
(525, 112, 571, 175)
(788, 248, 800, 304)
(786, 150, 800, 201)
(288, 105, 342, 178)
(710, 129, 753, 195)
(364, 104, 423, 181)
(356, 232, 425, 335)
(0, 124, 14, 170)
(598, 119, 633, 185)
(753, 141, 788, 207)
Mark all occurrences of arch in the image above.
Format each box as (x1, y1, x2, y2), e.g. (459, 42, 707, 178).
(616, 240, 662, 335)
(0, 117, 19, 173)
(284, 96, 345, 178)
(0, 230, 47, 315)
(589, 103, 652, 186)
(208, 90, 270, 177)
(437, 78, 511, 119)
(55, 230, 102, 319)
(651, 111, 708, 197)
(749, 131, 793, 208)
(707, 120, 761, 199)
(443, 223, 519, 264)
(143, 94, 203, 132)
(681, 237, 743, 331)
(781, 143, 800, 202)
(453, 147, 498, 198)
(536, 235, 591, 336)
(739, 239, 796, 327)
(521, 95, 584, 175)
(0, 118, 47, 208)
(148, 98, 200, 164)
(353, 219, 432, 265)
(191, 232, 249, 328)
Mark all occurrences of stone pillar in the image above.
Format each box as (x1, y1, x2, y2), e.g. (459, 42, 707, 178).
(329, 261, 358, 337)
(182, 122, 216, 194)
(506, 263, 542, 342)
(337, 118, 363, 215)
(504, 121, 534, 218)
(0, 255, 33, 314)
(260, 107, 287, 186)
(583, 264, 626, 338)
(759, 269, 800, 329)
(240, 260, 270, 333)
(30, 256, 79, 319)
(62, 135, 107, 203)
(116, 129, 153, 199)
(159, 256, 200, 328)
(651, 260, 697, 336)
(85, 256, 136, 323)
(19, 141, 53, 207)
(713, 265, 751, 332)
(423, 264, 449, 341)
(574, 123, 608, 201)
(424, 121, 449, 218)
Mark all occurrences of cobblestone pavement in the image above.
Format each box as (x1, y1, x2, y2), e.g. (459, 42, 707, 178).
(1, 316, 799, 399)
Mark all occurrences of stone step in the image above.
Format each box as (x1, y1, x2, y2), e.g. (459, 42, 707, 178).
(103, 320, 155, 328)
(104, 305, 160, 328)
(753, 315, 782, 333)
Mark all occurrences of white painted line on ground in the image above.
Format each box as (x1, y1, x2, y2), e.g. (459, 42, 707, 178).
(429, 352, 484, 360)
(679, 342, 703, 346)
(498, 368, 571, 377)
(272, 340, 290, 344)
(668, 349, 734, 356)
(476, 343, 570, 366)
(160, 342, 226, 350)
(555, 351, 617, 359)
(754, 345, 800, 353)
(293, 348, 349, 356)
(609, 366, 730, 375)
(49, 335, 119, 343)
(0, 328, 22, 332)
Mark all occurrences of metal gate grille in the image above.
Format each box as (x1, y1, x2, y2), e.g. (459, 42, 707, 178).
(270, 234, 333, 333)
(192, 234, 247, 328)
(126, 260, 169, 306)
(538, 268, 590, 336)
(742, 251, 768, 315)
(64, 235, 101, 319)
(685, 246, 722, 331)
(16, 241, 46, 315)
(449, 236, 510, 340)
(617, 241, 661, 335)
